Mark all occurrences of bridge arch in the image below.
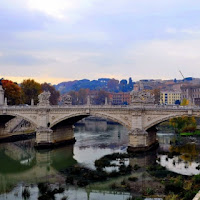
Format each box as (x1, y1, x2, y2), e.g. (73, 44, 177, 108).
(144, 113, 199, 131)
(0, 113, 37, 128)
(50, 112, 131, 131)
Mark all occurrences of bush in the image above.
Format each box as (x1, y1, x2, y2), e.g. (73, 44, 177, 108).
(94, 158, 110, 168)
(77, 179, 89, 187)
(183, 191, 197, 200)
(165, 183, 184, 194)
(128, 177, 138, 182)
(22, 187, 30, 199)
(121, 179, 126, 185)
(145, 188, 155, 195)
(119, 165, 132, 174)
(133, 164, 140, 171)
(38, 183, 49, 194)
(66, 176, 74, 184)
(109, 170, 119, 177)
(196, 165, 200, 170)
(193, 174, 200, 184)
(61, 197, 68, 200)
(110, 183, 118, 190)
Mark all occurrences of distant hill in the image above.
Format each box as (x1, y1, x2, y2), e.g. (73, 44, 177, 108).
(54, 80, 78, 94)
(54, 78, 134, 94)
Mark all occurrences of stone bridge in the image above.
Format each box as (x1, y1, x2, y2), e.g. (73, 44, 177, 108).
(0, 86, 199, 152)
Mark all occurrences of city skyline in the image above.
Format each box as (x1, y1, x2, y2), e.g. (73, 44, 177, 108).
(1, 0, 200, 84)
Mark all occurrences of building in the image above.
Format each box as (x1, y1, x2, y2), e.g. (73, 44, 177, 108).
(109, 92, 131, 105)
(181, 85, 200, 105)
(160, 91, 181, 105)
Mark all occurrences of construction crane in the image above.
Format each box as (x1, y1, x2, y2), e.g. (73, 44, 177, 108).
(179, 70, 185, 79)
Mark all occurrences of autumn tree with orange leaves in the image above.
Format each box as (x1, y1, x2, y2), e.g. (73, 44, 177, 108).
(2, 80, 21, 105)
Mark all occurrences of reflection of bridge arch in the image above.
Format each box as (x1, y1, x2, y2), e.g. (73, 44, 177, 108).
(0, 144, 77, 193)
(0, 144, 36, 174)
(50, 112, 131, 131)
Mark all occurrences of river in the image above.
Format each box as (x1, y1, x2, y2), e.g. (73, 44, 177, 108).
(0, 119, 200, 200)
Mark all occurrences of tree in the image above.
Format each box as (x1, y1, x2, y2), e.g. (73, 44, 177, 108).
(152, 89, 160, 104)
(169, 117, 186, 134)
(94, 90, 109, 105)
(68, 91, 79, 105)
(41, 83, 60, 105)
(175, 100, 180, 105)
(169, 116, 196, 134)
(119, 79, 128, 92)
(21, 79, 42, 104)
(181, 98, 189, 106)
(2, 80, 21, 105)
(78, 89, 89, 104)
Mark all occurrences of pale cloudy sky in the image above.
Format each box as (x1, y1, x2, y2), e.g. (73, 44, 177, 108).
(1, 0, 200, 84)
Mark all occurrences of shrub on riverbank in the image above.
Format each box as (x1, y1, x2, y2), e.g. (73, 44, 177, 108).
(63, 163, 133, 188)
(37, 183, 64, 200)
(128, 176, 138, 182)
(148, 163, 200, 200)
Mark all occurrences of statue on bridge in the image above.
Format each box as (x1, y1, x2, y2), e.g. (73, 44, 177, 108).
(62, 94, 72, 105)
(38, 91, 51, 106)
(130, 90, 155, 105)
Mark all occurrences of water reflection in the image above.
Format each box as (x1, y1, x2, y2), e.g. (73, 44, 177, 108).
(157, 133, 200, 175)
(158, 155, 200, 175)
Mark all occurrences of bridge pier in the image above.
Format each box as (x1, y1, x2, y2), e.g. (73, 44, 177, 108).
(35, 125, 75, 148)
(0, 124, 7, 138)
(127, 127, 158, 152)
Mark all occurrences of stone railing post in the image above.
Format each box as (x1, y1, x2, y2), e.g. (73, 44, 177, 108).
(0, 85, 4, 106)
(4, 97, 7, 106)
(31, 99, 34, 106)
(87, 96, 90, 106)
(105, 97, 108, 105)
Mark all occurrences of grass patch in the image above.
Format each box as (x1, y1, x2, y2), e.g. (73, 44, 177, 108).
(180, 130, 200, 136)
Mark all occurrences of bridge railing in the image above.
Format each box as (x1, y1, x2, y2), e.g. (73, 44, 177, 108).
(0, 104, 200, 110)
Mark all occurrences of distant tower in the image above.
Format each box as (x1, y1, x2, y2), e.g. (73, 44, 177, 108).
(0, 79, 4, 106)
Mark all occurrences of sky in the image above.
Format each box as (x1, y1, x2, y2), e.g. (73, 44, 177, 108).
(1, 0, 200, 84)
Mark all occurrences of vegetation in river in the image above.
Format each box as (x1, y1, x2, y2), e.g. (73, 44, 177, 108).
(37, 183, 64, 200)
(147, 163, 200, 200)
(94, 152, 131, 169)
(63, 162, 133, 188)
(22, 186, 30, 200)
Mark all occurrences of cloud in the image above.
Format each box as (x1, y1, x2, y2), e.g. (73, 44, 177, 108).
(166, 27, 200, 37)
(2, 0, 200, 84)
(27, 0, 96, 21)
(126, 38, 200, 79)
